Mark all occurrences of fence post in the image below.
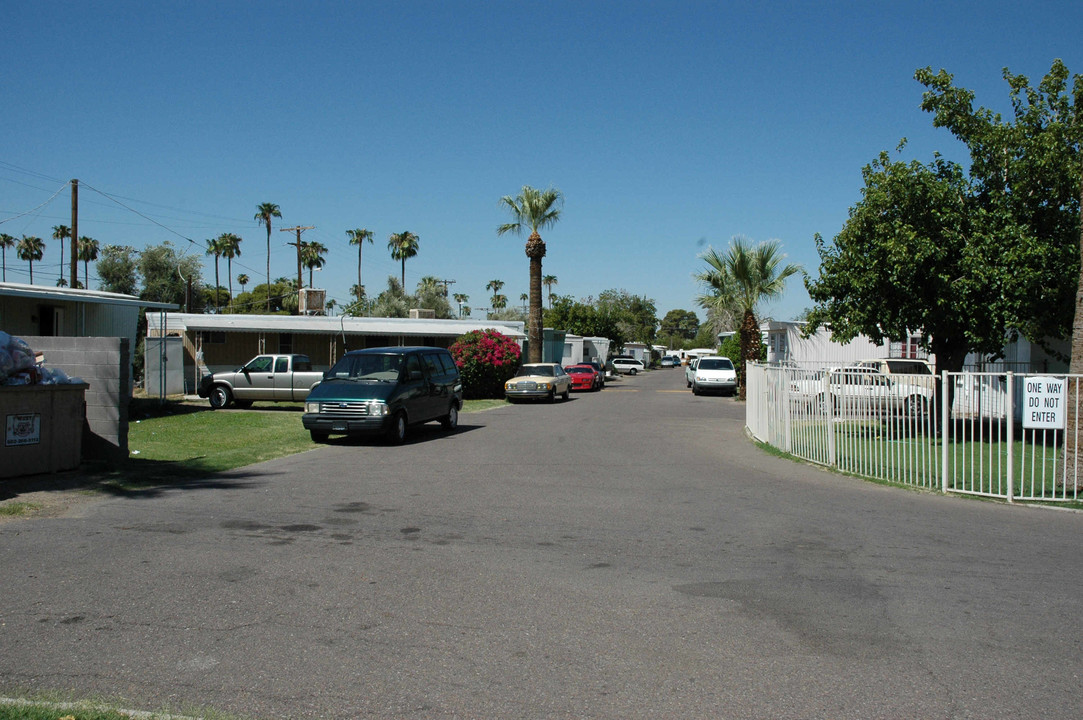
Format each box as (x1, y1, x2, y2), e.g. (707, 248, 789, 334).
(824, 372, 836, 468)
(941, 371, 949, 493)
(1006, 372, 1014, 503)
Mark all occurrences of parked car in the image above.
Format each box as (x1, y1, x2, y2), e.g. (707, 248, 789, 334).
(565, 364, 600, 391)
(301, 346, 462, 444)
(660, 356, 679, 368)
(789, 366, 934, 417)
(611, 356, 646, 375)
(691, 356, 738, 396)
(853, 358, 936, 390)
(586, 360, 607, 389)
(198, 353, 324, 409)
(505, 363, 572, 402)
(685, 358, 699, 388)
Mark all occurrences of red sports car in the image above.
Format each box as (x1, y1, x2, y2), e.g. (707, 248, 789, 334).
(565, 364, 600, 391)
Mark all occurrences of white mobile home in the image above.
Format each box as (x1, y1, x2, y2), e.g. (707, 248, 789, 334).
(762, 320, 929, 369)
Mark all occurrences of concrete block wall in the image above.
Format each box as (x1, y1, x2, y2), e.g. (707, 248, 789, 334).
(23, 336, 130, 464)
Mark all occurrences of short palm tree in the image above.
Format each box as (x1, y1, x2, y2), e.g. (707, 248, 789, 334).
(387, 231, 419, 287)
(301, 240, 328, 287)
(486, 279, 504, 307)
(237, 273, 249, 294)
(255, 202, 282, 311)
(520, 293, 529, 312)
(52, 225, 70, 286)
(452, 292, 468, 317)
(77, 236, 99, 289)
(346, 228, 374, 295)
(695, 236, 802, 399)
(205, 236, 224, 311)
(218, 233, 242, 311)
(17, 235, 45, 283)
(0, 233, 15, 281)
(497, 185, 564, 362)
(543, 275, 558, 308)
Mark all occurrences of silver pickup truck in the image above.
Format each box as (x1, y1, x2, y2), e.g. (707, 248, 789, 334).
(197, 353, 325, 409)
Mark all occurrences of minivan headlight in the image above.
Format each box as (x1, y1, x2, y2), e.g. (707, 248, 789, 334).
(305, 401, 320, 413)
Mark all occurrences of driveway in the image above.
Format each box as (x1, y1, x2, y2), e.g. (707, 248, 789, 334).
(1, 368, 1081, 719)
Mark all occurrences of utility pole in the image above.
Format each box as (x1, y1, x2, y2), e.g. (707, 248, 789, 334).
(70, 179, 79, 288)
(280, 225, 314, 314)
(437, 279, 456, 297)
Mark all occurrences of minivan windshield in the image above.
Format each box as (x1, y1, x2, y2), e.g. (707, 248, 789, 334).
(698, 358, 734, 371)
(326, 353, 404, 381)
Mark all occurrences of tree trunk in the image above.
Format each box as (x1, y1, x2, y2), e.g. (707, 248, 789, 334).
(737, 310, 760, 401)
(526, 232, 546, 363)
(1062, 155, 1083, 490)
(265, 229, 271, 313)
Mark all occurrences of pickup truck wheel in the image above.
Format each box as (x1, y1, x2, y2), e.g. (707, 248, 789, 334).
(385, 412, 407, 444)
(209, 385, 232, 409)
(310, 429, 329, 443)
(440, 403, 459, 430)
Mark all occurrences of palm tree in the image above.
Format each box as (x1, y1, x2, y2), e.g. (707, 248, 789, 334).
(301, 240, 327, 287)
(255, 202, 282, 311)
(325, 298, 337, 316)
(486, 279, 505, 307)
(52, 225, 70, 286)
(520, 293, 529, 312)
(543, 274, 558, 308)
(205, 236, 224, 311)
(453, 292, 468, 317)
(17, 235, 45, 283)
(462, 305, 471, 317)
(497, 185, 564, 362)
(77, 236, 99, 289)
(237, 273, 250, 294)
(218, 233, 242, 312)
(387, 231, 419, 287)
(346, 228, 374, 295)
(0, 233, 15, 281)
(492, 294, 508, 309)
(695, 236, 802, 400)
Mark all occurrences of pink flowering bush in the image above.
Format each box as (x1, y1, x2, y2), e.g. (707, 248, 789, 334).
(450, 329, 522, 399)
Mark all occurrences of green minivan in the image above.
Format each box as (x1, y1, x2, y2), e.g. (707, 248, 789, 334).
(302, 346, 462, 444)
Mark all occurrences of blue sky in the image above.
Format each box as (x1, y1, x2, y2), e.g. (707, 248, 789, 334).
(3, 1, 1082, 325)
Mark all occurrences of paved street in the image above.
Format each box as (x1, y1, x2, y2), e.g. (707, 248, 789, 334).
(2, 368, 1081, 719)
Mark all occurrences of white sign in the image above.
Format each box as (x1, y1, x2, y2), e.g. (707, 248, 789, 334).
(1023, 376, 1066, 430)
(6, 413, 41, 446)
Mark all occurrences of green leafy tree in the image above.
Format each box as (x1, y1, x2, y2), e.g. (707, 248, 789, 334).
(449, 329, 523, 399)
(415, 276, 452, 318)
(16, 235, 44, 283)
(697, 237, 800, 399)
(370, 276, 411, 318)
(255, 202, 282, 311)
(544, 296, 626, 350)
(346, 228, 374, 295)
(52, 225, 70, 286)
(659, 309, 700, 347)
(597, 289, 658, 346)
(387, 231, 419, 287)
(96, 245, 139, 295)
(497, 185, 564, 363)
(140, 242, 204, 306)
(77, 236, 99, 289)
(0, 233, 14, 281)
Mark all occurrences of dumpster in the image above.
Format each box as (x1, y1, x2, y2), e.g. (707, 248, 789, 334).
(0, 383, 88, 478)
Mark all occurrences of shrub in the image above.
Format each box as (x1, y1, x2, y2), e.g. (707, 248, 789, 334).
(450, 329, 522, 399)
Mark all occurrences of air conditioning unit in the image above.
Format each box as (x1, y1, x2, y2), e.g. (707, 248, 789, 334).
(409, 308, 436, 319)
(299, 288, 326, 315)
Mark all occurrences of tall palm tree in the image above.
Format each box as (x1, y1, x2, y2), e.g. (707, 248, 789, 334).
(218, 233, 242, 312)
(387, 231, 419, 287)
(17, 235, 45, 283)
(52, 225, 70, 286)
(346, 228, 374, 295)
(205, 236, 224, 311)
(237, 273, 249, 294)
(520, 293, 529, 312)
(695, 236, 801, 400)
(452, 292, 468, 317)
(301, 240, 327, 287)
(255, 202, 281, 312)
(77, 236, 99, 289)
(486, 279, 505, 307)
(0, 233, 15, 281)
(543, 274, 558, 308)
(497, 185, 564, 362)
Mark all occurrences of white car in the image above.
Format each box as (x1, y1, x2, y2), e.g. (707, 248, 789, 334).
(790, 366, 934, 416)
(691, 356, 738, 396)
(610, 356, 645, 375)
(685, 358, 699, 387)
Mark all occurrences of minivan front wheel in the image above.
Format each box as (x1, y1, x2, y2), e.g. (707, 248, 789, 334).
(385, 412, 407, 444)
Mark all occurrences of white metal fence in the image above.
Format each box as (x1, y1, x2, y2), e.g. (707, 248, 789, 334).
(746, 364, 1082, 503)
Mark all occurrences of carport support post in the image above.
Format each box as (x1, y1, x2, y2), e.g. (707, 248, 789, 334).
(1006, 373, 1014, 503)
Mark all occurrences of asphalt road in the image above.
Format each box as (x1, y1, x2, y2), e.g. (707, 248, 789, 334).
(1, 368, 1081, 719)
